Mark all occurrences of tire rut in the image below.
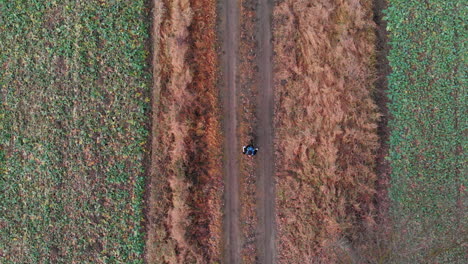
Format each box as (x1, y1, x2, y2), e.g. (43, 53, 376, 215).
(255, 0, 275, 263)
(220, 0, 241, 263)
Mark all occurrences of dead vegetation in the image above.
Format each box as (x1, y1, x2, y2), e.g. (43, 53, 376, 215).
(185, 0, 223, 260)
(273, 0, 380, 262)
(145, 0, 222, 263)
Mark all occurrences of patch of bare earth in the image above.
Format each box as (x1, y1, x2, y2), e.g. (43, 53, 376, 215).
(273, 0, 380, 262)
(145, 0, 222, 263)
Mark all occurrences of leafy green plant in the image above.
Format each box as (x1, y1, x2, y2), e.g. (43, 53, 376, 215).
(0, 1, 150, 262)
(385, 0, 467, 262)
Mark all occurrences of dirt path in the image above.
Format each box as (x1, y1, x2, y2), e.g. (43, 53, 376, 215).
(221, 0, 275, 262)
(255, 0, 275, 263)
(220, 0, 240, 263)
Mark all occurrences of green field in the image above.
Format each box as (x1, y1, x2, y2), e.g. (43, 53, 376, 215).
(386, 0, 467, 262)
(0, 1, 150, 263)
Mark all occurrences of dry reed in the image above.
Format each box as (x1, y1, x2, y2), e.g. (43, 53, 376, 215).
(273, 0, 379, 262)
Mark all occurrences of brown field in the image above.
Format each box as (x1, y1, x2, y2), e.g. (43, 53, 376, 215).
(273, 0, 380, 262)
(145, 0, 222, 263)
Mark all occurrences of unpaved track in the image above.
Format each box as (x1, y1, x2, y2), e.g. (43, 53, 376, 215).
(255, 0, 275, 263)
(221, 0, 275, 262)
(220, 0, 240, 263)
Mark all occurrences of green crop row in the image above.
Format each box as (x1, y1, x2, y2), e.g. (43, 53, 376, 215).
(385, 0, 467, 262)
(0, 1, 150, 263)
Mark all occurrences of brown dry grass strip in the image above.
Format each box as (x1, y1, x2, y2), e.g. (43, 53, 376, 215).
(146, 0, 222, 263)
(146, 0, 195, 262)
(185, 0, 223, 261)
(273, 0, 379, 262)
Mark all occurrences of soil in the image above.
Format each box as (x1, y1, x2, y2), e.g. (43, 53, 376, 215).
(238, 0, 259, 262)
(219, 0, 241, 263)
(220, 0, 276, 262)
(255, 0, 276, 263)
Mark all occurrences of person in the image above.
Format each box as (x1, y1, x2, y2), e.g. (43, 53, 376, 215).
(242, 145, 258, 156)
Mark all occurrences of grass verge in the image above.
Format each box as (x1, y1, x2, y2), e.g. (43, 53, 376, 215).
(145, 0, 222, 263)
